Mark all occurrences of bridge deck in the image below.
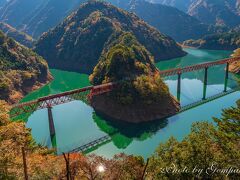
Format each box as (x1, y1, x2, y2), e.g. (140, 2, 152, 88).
(158, 57, 239, 77)
(70, 135, 111, 153)
(68, 87, 239, 154)
(10, 57, 240, 117)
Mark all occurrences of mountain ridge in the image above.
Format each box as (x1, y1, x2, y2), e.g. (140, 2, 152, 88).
(0, 0, 227, 42)
(151, 0, 240, 27)
(182, 29, 240, 50)
(34, 1, 186, 74)
(0, 22, 34, 48)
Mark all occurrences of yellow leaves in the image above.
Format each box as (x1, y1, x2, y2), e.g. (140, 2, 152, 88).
(21, 71, 33, 80)
(134, 61, 149, 74)
(229, 48, 240, 74)
(132, 74, 169, 104)
(0, 100, 9, 126)
(0, 122, 32, 148)
(232, 48, 240, 57)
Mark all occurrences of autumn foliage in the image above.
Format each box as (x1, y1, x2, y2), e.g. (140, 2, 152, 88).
(0, 98, 240, 178)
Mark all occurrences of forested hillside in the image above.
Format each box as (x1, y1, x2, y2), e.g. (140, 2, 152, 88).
(182, 29, 240, 50)
(114, 0, 217, 41)
(148, 0, 194, 12)
(0, 0, 228, 42)
(188, 0, 240, 27)
(0, 0, 45, 30)
(229, 48, 240, 74)
(0, 0, 87, 38)
(35, 1, 186, 74)
(152, 0, 240, 27)
(1, 97, 239, 179)
(0, 22, 33, 47)
(0, 31, 51, 103)
(90, 32, 180, 122)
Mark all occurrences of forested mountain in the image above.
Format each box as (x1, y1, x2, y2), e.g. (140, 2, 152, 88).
(19, 0, 88, 38)
(148, 0, 194, 12)
(152, 0, 240, 27)
(0, 22, 33, 47)
(0, 31, 51, 103)
(188, 0, 240, 27)
(0, 0, 87, 38)
(0, 0, 45, 29)
(0, 0, 225, 42)
(110, 0, 218, 41)
(182, 29, 240, 50)
(35, 1, 186, 74)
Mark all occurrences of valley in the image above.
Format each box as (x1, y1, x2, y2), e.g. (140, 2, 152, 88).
(17, 48, 239, 157)
(0, 1, 239, 179)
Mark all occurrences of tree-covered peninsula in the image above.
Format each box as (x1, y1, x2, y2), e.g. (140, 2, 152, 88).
(89, 32, 180, 123)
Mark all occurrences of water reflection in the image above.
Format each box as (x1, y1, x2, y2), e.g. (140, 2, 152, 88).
(162, 64, 239, 86)
(20, 48, 239, 157)
(21, 69, 90, 103)
(20, 75, 239, 154)
(93, 113, 168, 149)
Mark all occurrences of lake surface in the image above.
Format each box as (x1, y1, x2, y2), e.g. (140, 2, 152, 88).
(19, 48, 240, 158)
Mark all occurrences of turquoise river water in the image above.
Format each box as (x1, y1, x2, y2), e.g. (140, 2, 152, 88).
(19, 48, 240, 158)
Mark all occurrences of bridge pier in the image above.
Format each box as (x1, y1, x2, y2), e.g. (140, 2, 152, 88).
(10, 57, 240, 119)
(177, 73, 181, 101)
(224, 62, 229, 92)
(202, 67, 208, 100)
(47, 106, 56, 139)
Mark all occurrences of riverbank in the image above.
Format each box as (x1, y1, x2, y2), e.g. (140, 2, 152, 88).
(16, 48, 240, 158)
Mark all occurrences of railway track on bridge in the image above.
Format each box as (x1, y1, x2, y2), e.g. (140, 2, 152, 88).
(158, 57, 239, 77)
(180, 86, 240, 113)
(10, 57, 240, 118)
(70, 135, 112, 153)
(67, 86, 240, 154)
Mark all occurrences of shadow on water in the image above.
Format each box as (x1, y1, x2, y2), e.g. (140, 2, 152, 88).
(92, 112, 168, 149)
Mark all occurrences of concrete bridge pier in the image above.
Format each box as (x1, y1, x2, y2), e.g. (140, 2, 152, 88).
(224, 62, 229, 92)
(177, 73, 181, 101)
(47, 105, 56, 139)
(202, 67, 208, 100)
